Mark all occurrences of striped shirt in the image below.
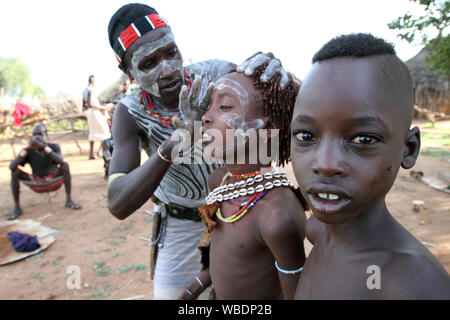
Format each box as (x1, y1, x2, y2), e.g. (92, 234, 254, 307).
(119, 59, 235, 292)
(121, 59, 235, 208)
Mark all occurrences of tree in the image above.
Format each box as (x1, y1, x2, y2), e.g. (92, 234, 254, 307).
(388, 0, 449, 77)
(0, 57, 45, 98)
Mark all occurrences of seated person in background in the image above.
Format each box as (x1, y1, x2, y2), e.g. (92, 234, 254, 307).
(291, 33, 450, 299)
(181, 63, 307, 300)
(8, 124, 81, 220)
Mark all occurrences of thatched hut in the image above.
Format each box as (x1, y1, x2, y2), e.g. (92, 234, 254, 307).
(405, 48, 450, 116)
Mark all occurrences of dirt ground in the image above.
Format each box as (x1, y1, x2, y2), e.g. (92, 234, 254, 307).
(0, 120, 449, 300)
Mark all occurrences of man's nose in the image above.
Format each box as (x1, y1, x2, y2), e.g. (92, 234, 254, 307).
(312, 139, 348, 177)
(159, 61, 175, 79)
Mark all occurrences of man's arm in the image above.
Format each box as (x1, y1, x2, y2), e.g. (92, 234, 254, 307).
(107, 102, 174, 220)
(305, 215, 323, 245)
(259, 190, 307, 299)
(178, 268, 212, 300)
(44, 144, 64, 165)
(9, 150, 27, 170)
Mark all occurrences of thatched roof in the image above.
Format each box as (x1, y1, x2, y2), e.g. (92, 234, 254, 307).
(405, 48, 449, 113)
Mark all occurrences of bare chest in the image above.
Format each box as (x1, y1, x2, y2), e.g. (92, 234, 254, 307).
(296, 244, 384, 299)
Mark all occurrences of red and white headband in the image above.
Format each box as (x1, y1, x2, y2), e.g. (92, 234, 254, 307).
(113, 14, 169, 65)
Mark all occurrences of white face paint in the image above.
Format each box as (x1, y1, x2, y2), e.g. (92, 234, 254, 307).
(202, 78, 265, 162)
(130, 33, 183, 97)
(214, 78, 263, 137)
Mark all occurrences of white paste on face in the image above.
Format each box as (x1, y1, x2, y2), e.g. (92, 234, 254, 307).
(205, 78, 265, 160)
(130, 33, 183, 97)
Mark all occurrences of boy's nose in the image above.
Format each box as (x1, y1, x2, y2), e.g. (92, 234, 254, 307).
(201, 109, 212, 125)
(312, 140, 348, 177)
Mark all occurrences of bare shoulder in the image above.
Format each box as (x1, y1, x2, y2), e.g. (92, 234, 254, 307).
(207, 167, 227, 192)
(258, 187, 306, 239)
(305, 215, 324, 245)
(381, 246, 450, 299)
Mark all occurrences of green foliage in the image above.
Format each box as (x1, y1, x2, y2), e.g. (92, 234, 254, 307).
(94, 261, 113, 276)
(421, 148, 450, 157)
(420, 131, 450, 146)
(388, 0, 450, 76)
(117, 263, 147, 274)
(0, 56, 45, 98)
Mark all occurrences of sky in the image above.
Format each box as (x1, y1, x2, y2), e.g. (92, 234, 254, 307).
(0, 0, 428, 98)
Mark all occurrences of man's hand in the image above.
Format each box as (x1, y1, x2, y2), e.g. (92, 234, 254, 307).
(171, 77, 213, 155)
(173, 76, 213, 130)
(31, 136, 47, 149)
(237, 52, 290, 89)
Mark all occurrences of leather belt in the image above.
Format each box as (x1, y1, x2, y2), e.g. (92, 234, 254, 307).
(162, 203, 202, 222)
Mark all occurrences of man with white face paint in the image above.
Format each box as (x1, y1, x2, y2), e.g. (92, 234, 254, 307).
(106, 3, 291, 300)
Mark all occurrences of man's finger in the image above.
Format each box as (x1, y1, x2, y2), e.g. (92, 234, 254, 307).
(279, 71, 290, 89)
(199, 83, 214, 112)
(244, 53, 271, 75)
(237, 51, 262, 72)
(178, 85, 191, 118)
(172, 116, 183, 129)
(260, 58, 282, 82)
(188, 77, 202, 107)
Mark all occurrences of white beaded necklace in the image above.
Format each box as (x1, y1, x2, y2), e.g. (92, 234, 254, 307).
(206, 170, 295, 204)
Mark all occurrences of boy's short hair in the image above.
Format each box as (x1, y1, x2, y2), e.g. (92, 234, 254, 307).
(312, 33, 396, 63)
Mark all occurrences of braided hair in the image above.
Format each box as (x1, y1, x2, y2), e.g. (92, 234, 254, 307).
(250, 64, 300, 167)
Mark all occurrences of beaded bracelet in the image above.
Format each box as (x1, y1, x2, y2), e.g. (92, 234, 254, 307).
(195, 276, 205, 288)
(185, 288, 197, 299)
(157, 145, 173, 163)
(275, 261, 303, 275)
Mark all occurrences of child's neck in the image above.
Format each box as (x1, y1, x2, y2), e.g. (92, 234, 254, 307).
(324, 199, 393, 248)
(226, 163, 271, 176)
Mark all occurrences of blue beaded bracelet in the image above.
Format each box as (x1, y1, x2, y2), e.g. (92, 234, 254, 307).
(275, 261, 303, 275)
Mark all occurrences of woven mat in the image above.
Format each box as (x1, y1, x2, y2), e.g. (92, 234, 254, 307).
(0, 219, 58, 266)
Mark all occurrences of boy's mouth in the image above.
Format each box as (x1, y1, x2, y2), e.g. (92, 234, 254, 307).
(306, 184, 351, 215)
(318, 192, 341, 200)
(201, 131, 214, 146)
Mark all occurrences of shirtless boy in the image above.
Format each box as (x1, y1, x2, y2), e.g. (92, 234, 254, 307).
(181, 64, 307, 299)
(291, 33, 450, 299)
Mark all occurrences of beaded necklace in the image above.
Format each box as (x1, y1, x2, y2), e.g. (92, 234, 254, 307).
(228, 169, 262, 179)
(213, 167, 293, 224)
(224, 169, 261, 206)
(216, 190, 267, 223)
(138, 70, 192, 129)
(206, 170, 293, 204)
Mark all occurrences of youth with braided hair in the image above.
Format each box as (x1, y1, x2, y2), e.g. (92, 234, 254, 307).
(179, 64, 307, 300)
(106, 3, 292, 300)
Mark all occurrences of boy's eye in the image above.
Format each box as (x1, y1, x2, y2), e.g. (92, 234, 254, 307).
(293, 130, 317, 142)
(220, 105, 232, 111)
(350, 135, 379, 145)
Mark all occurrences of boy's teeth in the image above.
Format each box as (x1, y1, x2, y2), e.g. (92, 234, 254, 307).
(328, 194, 339, 200)
(318, 193, 339, 200)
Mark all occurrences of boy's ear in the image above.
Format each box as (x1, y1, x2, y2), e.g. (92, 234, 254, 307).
(401, 126, 421, 169)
